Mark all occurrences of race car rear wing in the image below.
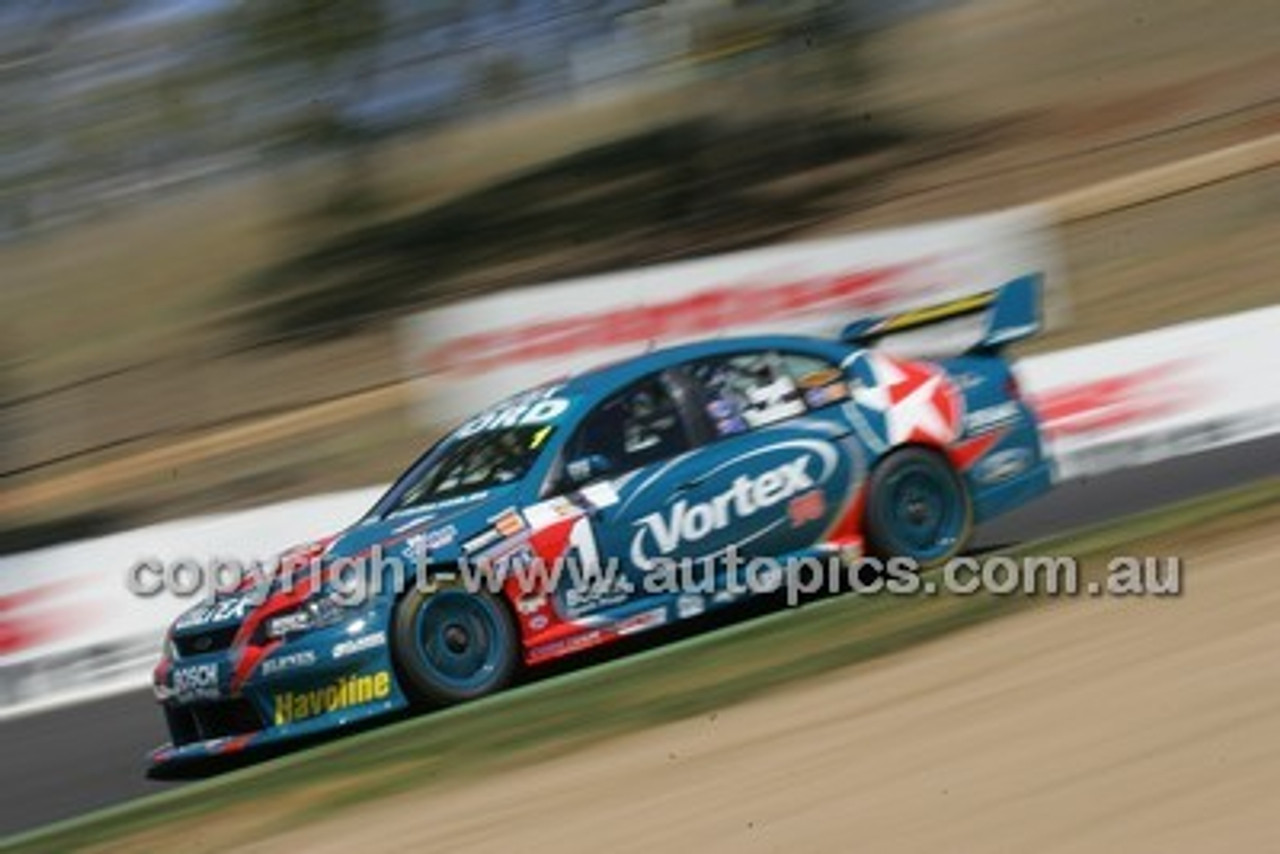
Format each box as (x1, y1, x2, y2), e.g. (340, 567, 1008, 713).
(839, 274, 1042, 353)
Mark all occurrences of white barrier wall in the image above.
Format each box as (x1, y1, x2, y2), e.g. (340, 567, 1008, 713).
(0, 487, 382, 717)
(402, 207, 1066, 422)
(1023, 305, 1280, 479)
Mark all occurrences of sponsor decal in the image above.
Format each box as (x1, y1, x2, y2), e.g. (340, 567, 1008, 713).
(261, 650, 317, 676)
(332, 631, 387, 659)
(404, 533, 429, 561)
(273, 671, 392, 725)
(491, 508, 526, 538)
(797, 368, 844, 389)
(462, 528, 503, 554)
(528, 614, 549, 631)
(529, 629, 608, 663)
(741, 376, 806, 427)
(787, 489, 826, 527)
(266, 610, 311, 637)
(422, 525, 457, 550)
(676, 594, 705, 620)
(172, 662, 220, 701)
(630, 454, 822, 568)
(175, 596, 253, 630)
(405, 491, 490, 516)
(870, 291, 993, 334)
(965, 401, 1021, 434)
(391, 513, 437, 534)
(562, 577, 631, 616)
(581, 482, 618, 510)
(708, 399, 736, 419)
(616, 607, 667, 636)
(803, 383, 849, 408)
(455, 385, 569, 437)
(975, 447, 1032, 484)
(483, 543, 536, 579)
(714, 415, 749, 435)
(403, 524, 458, 560)
(516, 594, 547, 615)
(522, 496, 584, 530)
(848, 353, 963, 448)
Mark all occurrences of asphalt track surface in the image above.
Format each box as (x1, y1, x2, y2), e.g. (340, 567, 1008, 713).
(2, 435, 1279, 839)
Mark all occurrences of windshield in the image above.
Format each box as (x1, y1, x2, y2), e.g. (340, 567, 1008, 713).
(384, 424, 555, 513)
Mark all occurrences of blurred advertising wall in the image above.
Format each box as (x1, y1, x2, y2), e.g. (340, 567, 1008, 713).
(400, 207, 1067, 424)
(0, 488, 381, 715)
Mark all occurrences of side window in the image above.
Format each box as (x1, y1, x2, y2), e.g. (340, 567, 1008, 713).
(687, 351, 806, 436)
(560, 374, 691, 485)
(688, 350, 850, 438)
(778, 351, 851, 410)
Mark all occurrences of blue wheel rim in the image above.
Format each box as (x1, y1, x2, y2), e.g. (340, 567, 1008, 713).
(413, 592, 510, 693)
(876, 459, 962, 561)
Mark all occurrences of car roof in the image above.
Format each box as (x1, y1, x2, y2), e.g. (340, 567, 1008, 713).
(559, 333, 851, 401)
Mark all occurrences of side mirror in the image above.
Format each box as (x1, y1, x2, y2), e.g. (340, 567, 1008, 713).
(565, 454, 612, 486)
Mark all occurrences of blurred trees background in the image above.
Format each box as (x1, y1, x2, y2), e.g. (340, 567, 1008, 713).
(10, 0, 1280, 540)
(1, 0, 916, 537)
(230, 0, 388, 221)
(1, 1, 895, 340)
(227, 1, 895, 341)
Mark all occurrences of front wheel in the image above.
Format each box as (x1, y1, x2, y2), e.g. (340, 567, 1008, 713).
(392, 581, 518, 706)
(863, 447, 972, 567)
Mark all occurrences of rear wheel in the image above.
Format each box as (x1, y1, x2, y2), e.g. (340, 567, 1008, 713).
(392, 580, 518, 706)
(864, 447, 971, 567)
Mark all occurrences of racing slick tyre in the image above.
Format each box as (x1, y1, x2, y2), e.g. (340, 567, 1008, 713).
(863, 446, 972, 568)
(393, 578, 519, 706)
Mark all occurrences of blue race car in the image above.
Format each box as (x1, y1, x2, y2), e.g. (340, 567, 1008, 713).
(150, 276, 1052, 766)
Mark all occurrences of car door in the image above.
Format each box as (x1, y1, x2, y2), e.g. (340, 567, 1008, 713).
(546, 352, 866, 616)
(542, 370, 705, 617)
(642, 349, 865, 574)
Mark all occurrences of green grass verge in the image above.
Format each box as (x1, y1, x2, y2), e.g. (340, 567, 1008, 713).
(6, 476, 1280, 852)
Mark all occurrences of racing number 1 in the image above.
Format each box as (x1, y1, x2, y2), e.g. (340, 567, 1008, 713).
(564, 515, 601, 575)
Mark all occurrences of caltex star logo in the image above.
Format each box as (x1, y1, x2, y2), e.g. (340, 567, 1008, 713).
(853, 354, 963, 446)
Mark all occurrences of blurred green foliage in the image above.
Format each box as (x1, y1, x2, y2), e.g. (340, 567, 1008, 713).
(241, 108, 907, 342)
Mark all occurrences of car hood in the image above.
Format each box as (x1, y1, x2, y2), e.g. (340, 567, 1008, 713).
(331, 490, 512, 563)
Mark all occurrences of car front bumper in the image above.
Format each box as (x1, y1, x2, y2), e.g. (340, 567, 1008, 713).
(150, 615, 410, 767)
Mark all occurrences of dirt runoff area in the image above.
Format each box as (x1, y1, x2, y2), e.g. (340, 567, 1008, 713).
(222, 525, 1280, 854)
